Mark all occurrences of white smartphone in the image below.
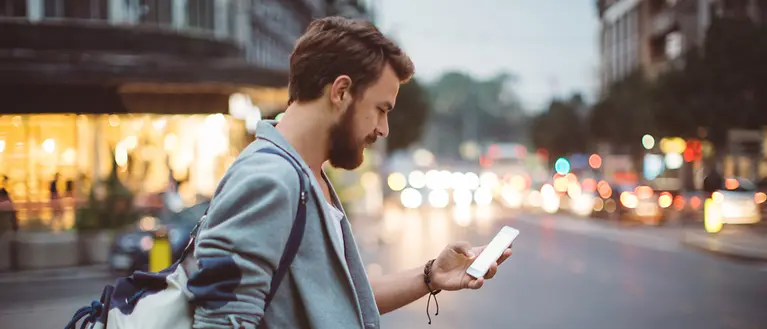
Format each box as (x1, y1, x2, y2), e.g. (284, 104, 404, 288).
(466, 226, 519, 279)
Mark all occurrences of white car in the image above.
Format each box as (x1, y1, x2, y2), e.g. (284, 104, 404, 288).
(710, 178, 761, 226)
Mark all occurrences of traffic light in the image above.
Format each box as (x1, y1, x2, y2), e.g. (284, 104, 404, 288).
(684, 139, 703, 162)
(555, 158, 571, 175)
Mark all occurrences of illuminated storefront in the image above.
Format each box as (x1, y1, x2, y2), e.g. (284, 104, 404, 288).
(0, 113, 250, 230)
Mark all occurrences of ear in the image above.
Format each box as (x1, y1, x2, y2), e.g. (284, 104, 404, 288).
(330, 75, 353, 111)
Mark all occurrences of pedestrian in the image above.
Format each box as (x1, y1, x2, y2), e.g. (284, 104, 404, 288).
(0, 175, 18, 271)
(703, 165, 723, 199)
(0, 175, 16, 231)
(49, 172, 63, 226)
(189, 17, 513, 329)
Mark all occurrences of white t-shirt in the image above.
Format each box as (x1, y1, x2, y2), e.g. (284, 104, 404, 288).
(326, 201, 346, 261)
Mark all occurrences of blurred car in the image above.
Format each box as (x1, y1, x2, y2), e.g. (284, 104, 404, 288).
(108, 200, 209, 273)
(709, 178, 762, 226)
(755, 178, 767, 220)
(388, 169, 503, 210)
(591, 183, 666, 225)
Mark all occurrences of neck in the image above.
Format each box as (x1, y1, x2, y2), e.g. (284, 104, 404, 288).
(275, 102, 331, 177)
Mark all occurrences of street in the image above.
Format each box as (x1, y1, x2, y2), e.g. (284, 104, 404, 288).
(2, 206, 767, 329)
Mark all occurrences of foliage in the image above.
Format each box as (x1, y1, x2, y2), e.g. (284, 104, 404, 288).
(531, 94, 589, 166)
(651, 17, 767, 148)
(386, 78, 431, 154)
(75, 150, 138, 231)
(589, 72, 655, 155)
(584, 17, 767, 154)
(425, 71, 527, 158)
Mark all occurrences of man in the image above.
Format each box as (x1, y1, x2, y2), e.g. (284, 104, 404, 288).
(191, 17, 512, 329)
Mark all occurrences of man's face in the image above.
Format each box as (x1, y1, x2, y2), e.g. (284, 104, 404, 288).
(328, 64, 400, 169)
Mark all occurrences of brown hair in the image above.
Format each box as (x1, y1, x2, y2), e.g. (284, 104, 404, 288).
(287, 16, 414, 105)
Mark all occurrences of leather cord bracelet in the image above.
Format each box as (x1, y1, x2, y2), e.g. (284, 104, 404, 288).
(423, 259, 442, 324)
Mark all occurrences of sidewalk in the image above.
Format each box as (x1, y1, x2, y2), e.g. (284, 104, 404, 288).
(682, 227, 767, 261)
(0, 264, 113, 284)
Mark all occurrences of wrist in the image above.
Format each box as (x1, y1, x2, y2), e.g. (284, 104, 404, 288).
(423, 259, 442, 324)
(423, 259, 442, 294)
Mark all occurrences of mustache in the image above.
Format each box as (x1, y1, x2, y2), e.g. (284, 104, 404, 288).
(365, 135, 378, 144)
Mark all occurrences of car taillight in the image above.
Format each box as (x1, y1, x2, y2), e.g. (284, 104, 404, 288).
(635, 186, 653, 199)
(620, 192, 638, 209)
(658, 192, 672, 208)
(712, 192, 724, 203)
(755, 192, 767, 204)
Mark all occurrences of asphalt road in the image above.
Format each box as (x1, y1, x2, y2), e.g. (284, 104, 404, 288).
(2, 206, 767, 329)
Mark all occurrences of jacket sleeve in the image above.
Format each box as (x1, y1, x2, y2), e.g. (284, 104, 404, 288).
(190, 151, 301, 329)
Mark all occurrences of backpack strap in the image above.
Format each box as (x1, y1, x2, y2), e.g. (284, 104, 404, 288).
(176, 140, 309, 312)
(253, 147, 309, 311)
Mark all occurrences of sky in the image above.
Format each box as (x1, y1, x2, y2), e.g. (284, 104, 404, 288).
(372, 0, 600, 112)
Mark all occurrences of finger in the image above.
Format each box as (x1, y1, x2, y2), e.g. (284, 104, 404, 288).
(467, 277, 484, 290)
(484, 262, 498, 279)
(497, 248, 513, 265)
(449, 241, 475, 258)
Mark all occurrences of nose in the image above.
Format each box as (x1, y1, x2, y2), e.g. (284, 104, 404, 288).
(377, 114, 389, 138)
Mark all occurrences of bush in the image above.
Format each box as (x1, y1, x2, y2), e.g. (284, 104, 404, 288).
(75, 152, 138, 231)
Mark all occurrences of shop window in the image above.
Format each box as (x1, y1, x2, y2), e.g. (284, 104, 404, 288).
(44, 0, 107, 20)
(665, 31, 683, 60)
(0, 113, 247, 230)
(138, 0, 172, 26)
(100, 113, 244, 205)
(0, 115, 79, 231)
(227, 0, 239, 39)
(0, 0, 26, 17)
(187, 0, 214, 32)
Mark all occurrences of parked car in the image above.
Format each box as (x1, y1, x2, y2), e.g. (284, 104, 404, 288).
(108, 200, 209, 273)
(709, 178, 762, 227)
(591, 183, 667, 225)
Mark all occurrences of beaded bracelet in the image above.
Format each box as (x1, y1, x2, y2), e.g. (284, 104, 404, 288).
(423, 259, 442, 324)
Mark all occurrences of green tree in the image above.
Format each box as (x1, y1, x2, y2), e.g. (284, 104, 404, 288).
(386, 78, 431, 154)
(589, 72, 655, 160)
(425, 72, 527, 158)
(651, 17, 767, 149)
(531, 94, 589, 166)
(75, 150, 137, 231)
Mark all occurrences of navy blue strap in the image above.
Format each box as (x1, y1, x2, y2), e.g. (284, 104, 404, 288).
(253, 148, 309, 311)
(178, 139, 309, 313)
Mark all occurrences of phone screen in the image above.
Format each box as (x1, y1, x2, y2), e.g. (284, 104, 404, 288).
(468, 226, 518, 277)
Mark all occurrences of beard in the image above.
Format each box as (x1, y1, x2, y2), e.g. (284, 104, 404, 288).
(328, 103, 377, 170)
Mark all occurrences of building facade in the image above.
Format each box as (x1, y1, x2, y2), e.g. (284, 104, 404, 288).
(598, 0, 767, 182)
(0, 0, 343, 229)
(598, 0, 767, 94)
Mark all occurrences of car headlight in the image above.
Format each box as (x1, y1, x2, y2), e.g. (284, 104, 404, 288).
(118, 235, 139, 250)
(140, 236, 154, 252)
(400, 188, 423, 209)
(428, 189, 450, 208)
(169, 228, 188, 246)
(474, 187, 493, 206)
(453, 189, 473, 206)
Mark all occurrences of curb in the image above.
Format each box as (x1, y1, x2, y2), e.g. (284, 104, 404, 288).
(0, 265, 114, 284)
(681, 231, 767, 262)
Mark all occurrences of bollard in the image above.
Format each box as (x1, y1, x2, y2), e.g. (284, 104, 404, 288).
(149, 227, 172, 272)
(704, 198, 723, 233)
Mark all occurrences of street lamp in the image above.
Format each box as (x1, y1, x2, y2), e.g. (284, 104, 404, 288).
(642, 134, 655, 150)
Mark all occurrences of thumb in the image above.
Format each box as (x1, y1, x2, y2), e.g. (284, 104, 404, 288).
(449, 241, 475, 258)
(467, 277, 484, 290)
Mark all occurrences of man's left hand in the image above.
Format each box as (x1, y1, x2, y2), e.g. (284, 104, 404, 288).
(429, 242, 512, 291)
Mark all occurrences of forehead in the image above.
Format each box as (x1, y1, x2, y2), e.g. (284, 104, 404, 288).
(360, 63, 400, 104)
